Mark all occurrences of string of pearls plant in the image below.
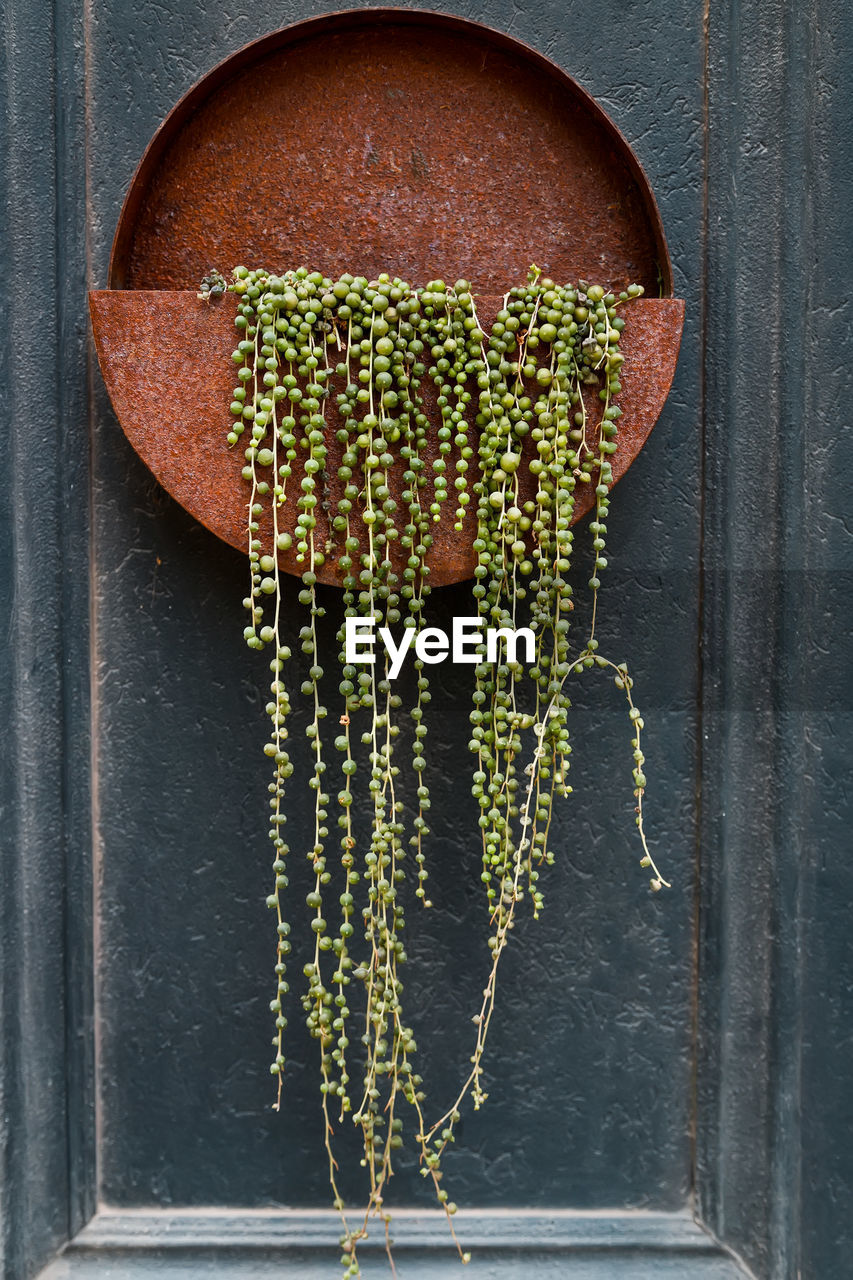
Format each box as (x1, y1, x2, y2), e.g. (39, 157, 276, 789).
(212, 263, 670, 1276)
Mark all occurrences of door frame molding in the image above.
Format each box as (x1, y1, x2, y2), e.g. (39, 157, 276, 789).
(1, 0, 826, 1277)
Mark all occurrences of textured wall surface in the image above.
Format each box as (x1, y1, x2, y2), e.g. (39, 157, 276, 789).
(697, 1, 853, 1277)
(1, 0, 851, 1277)
(87, 0, 700, 1215)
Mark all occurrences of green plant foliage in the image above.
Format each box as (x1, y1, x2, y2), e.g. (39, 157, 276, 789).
(219, 264, 669, 1275)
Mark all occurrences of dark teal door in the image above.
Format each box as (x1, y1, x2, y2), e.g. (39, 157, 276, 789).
(2, 1, 851, 1277)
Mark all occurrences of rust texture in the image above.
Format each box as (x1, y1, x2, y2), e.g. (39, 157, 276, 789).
(109, 10, 673, 296)
(88, 291, 685, 587)
(93, 10, 684, 586)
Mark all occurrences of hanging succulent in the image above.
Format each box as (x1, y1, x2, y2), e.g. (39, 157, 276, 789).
(220, 263, 670, 1276)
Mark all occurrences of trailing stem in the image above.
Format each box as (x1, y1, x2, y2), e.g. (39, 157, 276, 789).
(224, 267, 667, 1278)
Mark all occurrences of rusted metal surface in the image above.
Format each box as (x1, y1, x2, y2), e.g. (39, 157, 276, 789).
(88, 290, 685, 587)
(94, 10, 684, 585)
(108, 9, 673, 296)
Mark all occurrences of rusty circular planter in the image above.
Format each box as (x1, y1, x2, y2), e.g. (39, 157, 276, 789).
(90, 8, 685, 587)
(89, 290, 683, 586)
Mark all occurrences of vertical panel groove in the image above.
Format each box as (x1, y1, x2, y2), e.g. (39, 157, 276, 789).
(55, 0, 96, 1242)
(689, 0, 712, 1220)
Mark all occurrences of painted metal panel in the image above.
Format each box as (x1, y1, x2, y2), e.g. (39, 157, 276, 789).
(1, 0, 850, 1277)
(85, 0, 700, 1218)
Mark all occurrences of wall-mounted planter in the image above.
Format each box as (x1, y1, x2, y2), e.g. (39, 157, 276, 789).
(89, 8, 685, 586)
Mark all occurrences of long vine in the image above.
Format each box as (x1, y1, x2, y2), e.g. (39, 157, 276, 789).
(211, 263, 670, 1276)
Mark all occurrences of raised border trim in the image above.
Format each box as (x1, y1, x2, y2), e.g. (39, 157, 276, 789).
(37, 1209, 754, 1277)
(68, 1207, 722, 1254)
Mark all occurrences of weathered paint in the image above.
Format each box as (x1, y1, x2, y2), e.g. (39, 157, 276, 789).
(2, 0, 851, 1278)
